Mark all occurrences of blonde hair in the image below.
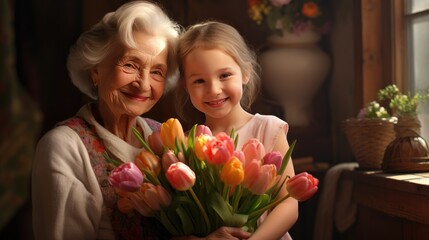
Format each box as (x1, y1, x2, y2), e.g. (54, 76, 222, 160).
(175, 21, 261, 124)
(67, 1, 181, 99)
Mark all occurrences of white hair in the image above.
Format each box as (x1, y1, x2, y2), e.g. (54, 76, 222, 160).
(67, 1, 181, 99)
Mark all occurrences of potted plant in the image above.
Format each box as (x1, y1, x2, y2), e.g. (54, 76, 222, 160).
(377, 84, 429, 172)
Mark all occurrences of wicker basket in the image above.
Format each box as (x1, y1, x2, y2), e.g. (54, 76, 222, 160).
(342, 118, 397, 170)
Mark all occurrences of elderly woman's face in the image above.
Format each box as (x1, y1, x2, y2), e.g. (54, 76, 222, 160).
(92, 31, 168, 118)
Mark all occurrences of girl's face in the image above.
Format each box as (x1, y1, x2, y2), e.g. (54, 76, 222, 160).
(183, 47, 249, 120)
(91, 31, 168, 119)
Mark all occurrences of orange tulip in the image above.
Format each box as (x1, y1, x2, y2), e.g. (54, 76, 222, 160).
(117, 196, 135, 214)
(301, 2, 320, 18)
(160, 118, 185, 149)
(135, 150, 161, 176)
(130, 183, 171, 216)
(220, 157, 245, 187)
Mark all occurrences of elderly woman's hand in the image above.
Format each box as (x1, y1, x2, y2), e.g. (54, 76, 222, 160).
(172, 226, 251, 240)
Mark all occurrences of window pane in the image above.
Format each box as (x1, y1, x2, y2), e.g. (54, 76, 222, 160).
(406, 0, 429, 14)
(408, 13, 429, 141)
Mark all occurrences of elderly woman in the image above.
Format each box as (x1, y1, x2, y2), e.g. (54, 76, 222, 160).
(31, 1, 250, 240)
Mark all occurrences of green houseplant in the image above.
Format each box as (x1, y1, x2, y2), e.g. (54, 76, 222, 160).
(377, 84, 429, 172)
(377, 84, 429, 117)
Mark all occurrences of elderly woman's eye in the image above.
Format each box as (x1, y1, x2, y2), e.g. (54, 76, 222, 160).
(122, 63, 139, 72)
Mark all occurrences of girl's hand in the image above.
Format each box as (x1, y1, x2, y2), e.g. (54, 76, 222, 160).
(172, 227, 251, 240)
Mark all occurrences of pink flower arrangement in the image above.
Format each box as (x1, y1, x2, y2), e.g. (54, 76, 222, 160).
(107, 118, 319, 237)
(247, 0, 330, 35)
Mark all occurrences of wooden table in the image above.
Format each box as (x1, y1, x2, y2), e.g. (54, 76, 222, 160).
(345, 170, 429, 240)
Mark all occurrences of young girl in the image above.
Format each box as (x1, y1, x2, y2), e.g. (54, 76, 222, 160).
(174, 21, 298, 240)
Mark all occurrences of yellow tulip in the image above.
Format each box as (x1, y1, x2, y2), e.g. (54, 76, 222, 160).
(160, 118, 185, 149)
(194, 134, 212, 161)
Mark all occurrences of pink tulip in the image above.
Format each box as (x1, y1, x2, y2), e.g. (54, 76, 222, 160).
(203, 133, 234, 165)
(286, 172, 319, 201)
(263, 151, 283, 172)
(162, 150, 179, 172)
(242, 138, 266, 165)
(166, 162, 196, 191)
(243, 160, 276, 195)
(196, 124, 212, 137)
(108, 162, 144, 192)
(148, 131, 164, 155)
(233, 150, 246, 166)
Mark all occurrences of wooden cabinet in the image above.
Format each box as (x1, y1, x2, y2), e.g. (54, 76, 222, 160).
(346, 171, 429, 240)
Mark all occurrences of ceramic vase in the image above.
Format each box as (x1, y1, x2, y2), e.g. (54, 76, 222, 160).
(259, 28, 331, 126)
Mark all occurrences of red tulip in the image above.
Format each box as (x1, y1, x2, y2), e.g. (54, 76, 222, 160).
(286, 172, 319, 201)
(203, 133, 234, 165)
(165, 162, 196, 191)
(108, 162, 144, 192)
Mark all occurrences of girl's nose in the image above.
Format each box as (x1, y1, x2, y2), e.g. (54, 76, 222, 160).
(208, 80, 222, 95)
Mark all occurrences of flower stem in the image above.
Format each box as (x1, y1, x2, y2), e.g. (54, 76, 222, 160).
(232, 185, 243, 212)
(248, 194, 290, 219)
(188, 188, 211, 232)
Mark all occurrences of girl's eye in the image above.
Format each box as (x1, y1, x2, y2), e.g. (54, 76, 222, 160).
(193, 79, 205, 84)
(220, 72, 232, 79)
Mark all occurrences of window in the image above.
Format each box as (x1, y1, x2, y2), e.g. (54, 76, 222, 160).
(405, 0, 429, 141)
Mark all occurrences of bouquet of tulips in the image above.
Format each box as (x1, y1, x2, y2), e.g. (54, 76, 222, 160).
(107, 118, 319, 237)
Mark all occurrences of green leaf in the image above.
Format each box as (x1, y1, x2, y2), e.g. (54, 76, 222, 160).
(132, 127, 154, 154)
(208, 192, 248, 227)
(160, 210, 181, 236)
(102, 152, 121, 167)
(246, 194, 270, 213)
(188, 124, 197, 149)
(176, 206, 195, 235)
(279, 140, 296, 175)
